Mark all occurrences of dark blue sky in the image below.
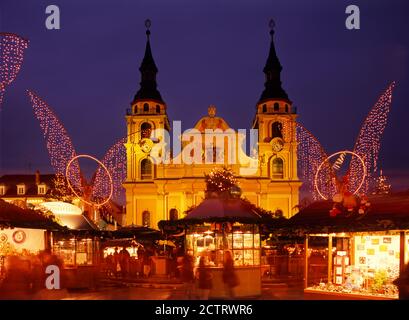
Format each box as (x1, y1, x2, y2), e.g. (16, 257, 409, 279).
(0, 0, 408, 190)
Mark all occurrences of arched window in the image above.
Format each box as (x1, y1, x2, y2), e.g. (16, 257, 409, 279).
(140, 158, 153, 180)
(262, 104, 267, 113)
(156, 105, 161, 113)
(274, 103, 279, 112)
(285, 104, 289, 113)
(140, 122, 152, 139)
(271, 121, 283, 139)
(143, 103, 149, 112)
(142, 211, 150, 227)
(169, 208, 178, 221)
(272, 158, 284, 179)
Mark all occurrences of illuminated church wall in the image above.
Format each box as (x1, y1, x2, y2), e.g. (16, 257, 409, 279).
(123, 23, 301, 228)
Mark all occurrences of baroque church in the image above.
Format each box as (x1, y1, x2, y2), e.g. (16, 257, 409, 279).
(123, 22, 301, 228)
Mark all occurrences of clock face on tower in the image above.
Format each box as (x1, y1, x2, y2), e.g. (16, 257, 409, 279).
(271, 137, 284, 152)
(139, 138, 154, 153)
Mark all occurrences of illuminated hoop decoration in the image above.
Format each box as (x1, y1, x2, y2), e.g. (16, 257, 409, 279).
(314, 150, 367, 200)
(66, 154, 113, 207)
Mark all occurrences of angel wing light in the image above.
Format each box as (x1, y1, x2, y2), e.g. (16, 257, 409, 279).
(296, 123, 336, 200)
(27, 90, 82, 191)
(0, 33, 29, 107)
(347, 82, 396, 194)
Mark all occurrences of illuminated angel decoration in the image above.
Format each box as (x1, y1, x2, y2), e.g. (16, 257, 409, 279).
(27, 90, 127, 205)
(297, 82, 396, 200)
(0, 33, 29, 107)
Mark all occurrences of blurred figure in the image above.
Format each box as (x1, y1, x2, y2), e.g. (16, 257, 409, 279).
(113, 247, 121, 277)
(196, 256, 212, 300)
(119, 247, 130, 278)
(222, 251, 239, 299)
(105, 253, 115, 277)
(394, 263, 409, 299)
(143, 251, 152, 278)
(0, 255, 32, 300)
(180, 254, 194, 299)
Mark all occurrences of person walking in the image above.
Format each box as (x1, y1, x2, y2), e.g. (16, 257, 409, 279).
(196, 256, 212, 300)
(113, 247, 121, 278)
(180, 254, 195, 299)
(222, 251, 239, 299)
(393, 263, 409, 299)
(119, 247, 130, 278)
(143, 251, 152, 278)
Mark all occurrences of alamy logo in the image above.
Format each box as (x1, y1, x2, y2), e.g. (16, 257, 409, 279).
(45, 5, 61, 30)
(45, 265, 60, 290)
(345, 5, 360, 30)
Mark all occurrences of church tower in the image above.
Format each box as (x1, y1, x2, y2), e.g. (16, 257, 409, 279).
(124, 20, 170, 226)
(251, 20, 301, 217)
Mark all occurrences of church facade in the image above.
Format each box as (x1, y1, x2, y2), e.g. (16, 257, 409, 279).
(123, 23, 301, 228)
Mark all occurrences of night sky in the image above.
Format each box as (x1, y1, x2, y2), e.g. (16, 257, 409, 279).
(0, 0, 408, 190)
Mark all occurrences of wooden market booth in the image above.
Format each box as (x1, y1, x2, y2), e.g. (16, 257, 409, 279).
(160, 196, 271, 299)
(0, 199, 63, 293)
(39, 202, 101, 289)
(280, 194, 409, 299)
(101, 225, 165, 277)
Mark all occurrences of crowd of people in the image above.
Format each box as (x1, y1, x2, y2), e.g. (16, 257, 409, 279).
(103, 246, 155, 279)
(102, 246, 240, 299)
(178, 250, 239, 300)
(0, 250, 63, 299)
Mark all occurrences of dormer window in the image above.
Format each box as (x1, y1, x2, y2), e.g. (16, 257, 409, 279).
(262, 104, 267, 113)
(156, 105, 161, 114)
(274, 103, 279, 112)
(143, 103, 149, 112)
(17, 184, 26, 195)
(38, 184, 47, 195)
(0, 185, 5, 196)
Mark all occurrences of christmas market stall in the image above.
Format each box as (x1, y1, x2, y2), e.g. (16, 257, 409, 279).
(160, 195, 265, 298)
(282, 193, 409, 299)
(38, 201, 101, 289)
(0, 199, 63, 294)
(100, 225, 164, 277)
(159, 168, 284, 298)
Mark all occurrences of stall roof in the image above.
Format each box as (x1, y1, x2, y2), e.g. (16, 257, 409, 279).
(159, 197, 286, 234)
(55, 213, 98, 231)
(0, 199, 64, 230)
(103, 224, 163, 240)
(184, 198, 261, 221)
(280, 194, 409, 235)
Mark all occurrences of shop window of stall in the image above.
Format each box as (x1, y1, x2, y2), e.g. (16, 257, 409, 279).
(53, 238, 95, 266)
(305, 232, 400, 299)
(185, 223, 260, 268)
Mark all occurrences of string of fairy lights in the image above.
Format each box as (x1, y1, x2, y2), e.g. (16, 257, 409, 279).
(205, 167, 238, 193)
(0, 33, 28, 107)
(27, 90, 82, 191)
(347, 82, 395, 194)
(27, 81, 395, 204)
(296, 123, 336, 200)
(92, 137, 127, 203)
(297, 83, 395, 200)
